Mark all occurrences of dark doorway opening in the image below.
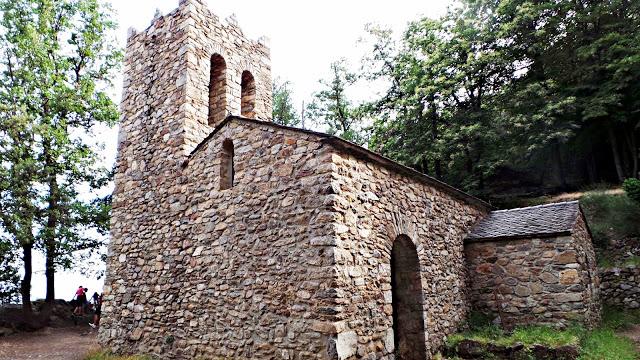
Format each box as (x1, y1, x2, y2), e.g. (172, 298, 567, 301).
(391, 235, 427, 359)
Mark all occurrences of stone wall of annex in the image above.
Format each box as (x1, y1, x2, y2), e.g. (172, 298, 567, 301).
(325, 151, 489, 359)
(101, 119, 342, 358)
(599, 266, 640, 309)
(465, 212, 601, 328)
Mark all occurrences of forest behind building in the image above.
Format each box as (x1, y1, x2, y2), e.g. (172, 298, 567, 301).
(277, 0, 640, 203)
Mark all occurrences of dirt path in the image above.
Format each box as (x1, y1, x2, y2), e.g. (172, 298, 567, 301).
(0, 326, 98, 360)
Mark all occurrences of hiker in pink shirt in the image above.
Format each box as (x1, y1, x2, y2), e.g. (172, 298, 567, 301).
(74, 286, 86, 316)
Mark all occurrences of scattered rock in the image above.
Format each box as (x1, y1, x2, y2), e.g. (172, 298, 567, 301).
(456, 339, 485, 359)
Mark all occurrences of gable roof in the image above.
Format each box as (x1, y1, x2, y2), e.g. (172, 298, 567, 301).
(183, 115, 492, 210)
(466, 201, 581, 241)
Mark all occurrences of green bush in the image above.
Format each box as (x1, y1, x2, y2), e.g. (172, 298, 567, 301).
(623, 178, 640, 204)
(580, 192, 640, 247)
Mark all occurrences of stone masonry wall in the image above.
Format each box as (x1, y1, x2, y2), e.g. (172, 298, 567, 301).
(571, 214, 601, 325)
(599, 266, 640, 309)
(326, 151, 489, 359)
(117, 0, 271, 165)
(465, 212, 601, 328)
(101, 119, 342, 359)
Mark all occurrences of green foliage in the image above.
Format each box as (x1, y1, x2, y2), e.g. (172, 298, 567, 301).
(0, 0, 122, 306)
(358, 0, 640, 192)
(307, 59, 367, 144)
(580, 192, 640, 247)
(0, 239, 19, 303)
(623, 178, 640, 204)
(272, 77, 300, 128)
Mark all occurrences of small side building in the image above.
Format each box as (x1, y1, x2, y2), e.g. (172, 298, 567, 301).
(465, 201, 601, 328)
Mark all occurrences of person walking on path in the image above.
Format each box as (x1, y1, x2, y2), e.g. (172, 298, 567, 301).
(73, 286, 86, 316)
(89, 294, 102, 329)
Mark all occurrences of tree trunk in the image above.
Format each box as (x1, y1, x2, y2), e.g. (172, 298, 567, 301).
(43, 240, 55, 315)
(608, 125, 626, 182)
(20, 242, 33, 319)
(553, 143, 568, 190)
(44, 200, 56, 306)
(586, 152, 598, 184)
(43, 140, 59, 316)
(623, 124, 638, 178)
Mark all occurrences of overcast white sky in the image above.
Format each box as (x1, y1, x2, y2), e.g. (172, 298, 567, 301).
(31, 0, 453, 301)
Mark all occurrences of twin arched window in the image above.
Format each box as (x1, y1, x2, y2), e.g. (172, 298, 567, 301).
(207, 54, 256, 125)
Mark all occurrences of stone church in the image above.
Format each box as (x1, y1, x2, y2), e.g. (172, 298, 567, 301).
(99, 0, 601, 359)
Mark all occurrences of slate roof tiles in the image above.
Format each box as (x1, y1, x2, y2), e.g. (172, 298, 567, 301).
(467, 201, 580, 241)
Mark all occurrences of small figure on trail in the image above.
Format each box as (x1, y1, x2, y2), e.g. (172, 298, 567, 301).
(91, 292, 99, 305)
(89, 293, 102, 329)
(84, 287, 90, 311)
(73, 285, 86, 316)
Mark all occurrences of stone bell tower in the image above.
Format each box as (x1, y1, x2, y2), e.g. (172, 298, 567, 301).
(118, 0, 272, 167)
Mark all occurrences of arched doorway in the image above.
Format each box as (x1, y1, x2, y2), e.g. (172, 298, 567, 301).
(391, 235, 426, 359)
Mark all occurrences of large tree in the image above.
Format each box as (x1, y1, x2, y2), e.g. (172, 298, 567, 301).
(272, 77, 301, 127)
(0, 0, 120, 320)
(365, 0, 640, 193)
(366, 9, 512, 190)
(307, 59, 366, 144)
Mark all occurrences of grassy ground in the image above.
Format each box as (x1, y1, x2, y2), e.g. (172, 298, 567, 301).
(84, 350, 151, 360)
(445, 307, 640, 360)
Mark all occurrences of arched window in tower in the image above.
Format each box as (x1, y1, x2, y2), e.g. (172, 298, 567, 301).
(208, 54, 227, 126)
(241, 70, 256, 118)
(220, 139, 234, 190)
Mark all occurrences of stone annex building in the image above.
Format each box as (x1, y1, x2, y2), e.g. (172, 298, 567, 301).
(99, 1, 601, 359)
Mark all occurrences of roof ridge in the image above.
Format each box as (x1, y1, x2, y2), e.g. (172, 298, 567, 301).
(183, 115, 492, 210)
(491, 200, 579, 213)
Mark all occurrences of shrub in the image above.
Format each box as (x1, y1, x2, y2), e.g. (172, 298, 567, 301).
(623, 178, 640, 204)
